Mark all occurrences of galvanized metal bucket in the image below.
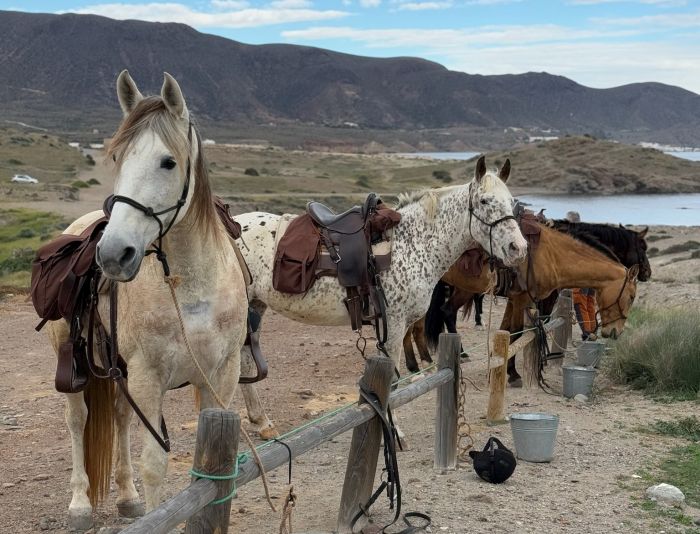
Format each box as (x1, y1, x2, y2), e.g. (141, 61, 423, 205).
(562, 365, 597, 398)
(576, 340, 605, 367)
(509, 413, 559, 463)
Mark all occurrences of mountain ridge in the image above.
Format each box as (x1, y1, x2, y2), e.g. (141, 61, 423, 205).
(2, 10, 700, 146)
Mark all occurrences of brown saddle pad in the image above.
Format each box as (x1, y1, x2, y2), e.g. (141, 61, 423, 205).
(272, 203, 401, 295)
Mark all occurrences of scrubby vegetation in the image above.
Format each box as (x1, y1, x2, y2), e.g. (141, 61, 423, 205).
(605, 308, 700, 401)
(0, 208, 66, 290)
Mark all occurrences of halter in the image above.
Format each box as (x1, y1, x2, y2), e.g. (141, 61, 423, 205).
(104, 122, 194, 277)
(598, 269, 633, 327)
(467, 182, 517, 270)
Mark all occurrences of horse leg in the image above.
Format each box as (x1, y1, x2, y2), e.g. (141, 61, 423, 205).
(412, 318, 433, 365)
(113, 391, 143, 518)
(403, 324, 421, 373)
(64, 392, 94, 531)
(474, 293, 484, 327)
(125, 368, 168, 512)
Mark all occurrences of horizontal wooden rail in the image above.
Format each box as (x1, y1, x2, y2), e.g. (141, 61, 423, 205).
(122, 367, 453, 533)
(488, 316, 565, 370)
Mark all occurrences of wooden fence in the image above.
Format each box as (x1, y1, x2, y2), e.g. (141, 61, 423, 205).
(486, 289, 573, 423)
(122, 333, 462, 534)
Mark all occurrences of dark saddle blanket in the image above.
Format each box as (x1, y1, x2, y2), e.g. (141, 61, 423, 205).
(272, 194, 401, 330)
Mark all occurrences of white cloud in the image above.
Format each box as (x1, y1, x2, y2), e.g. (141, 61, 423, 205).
(396, 2, 453, 10)
(269, 0, 312, 7)
(360, 0, 381, 6)
(64, 3, 349, 28)
(571, 0, 685, 6)
(210, 0, 249, 9)
(282, 25, 700, 93)
(594, 9, 700, 27)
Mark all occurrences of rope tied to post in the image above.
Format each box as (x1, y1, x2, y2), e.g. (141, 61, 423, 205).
(189, 452, 249, 505)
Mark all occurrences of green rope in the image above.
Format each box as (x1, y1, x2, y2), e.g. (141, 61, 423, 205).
(189, 452, 249, 504)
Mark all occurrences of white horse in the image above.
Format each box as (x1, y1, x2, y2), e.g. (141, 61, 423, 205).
(46, 71, 248, 530)
(236, 158, 528, 439)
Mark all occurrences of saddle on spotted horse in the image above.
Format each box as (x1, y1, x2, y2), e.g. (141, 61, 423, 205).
(273, 193, 400, 346)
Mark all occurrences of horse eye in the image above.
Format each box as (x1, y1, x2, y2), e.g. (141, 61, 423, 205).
(160, 157, 176, 170)
(480, 198, 488, 205)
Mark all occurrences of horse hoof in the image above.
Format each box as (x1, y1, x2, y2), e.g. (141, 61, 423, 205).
(117, 500, 145, 518)
(409, 373, 424, 383)
(258, 426, 279, 440)
(509, 378, 523, 388)
(460, 352, 470, 359)
(68, 508, 93, 532)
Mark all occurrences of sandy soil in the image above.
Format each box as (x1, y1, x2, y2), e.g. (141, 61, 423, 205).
(0, 167, 698, 533)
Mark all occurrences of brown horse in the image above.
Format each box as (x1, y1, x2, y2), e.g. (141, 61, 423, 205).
(406, 223, 639, 378)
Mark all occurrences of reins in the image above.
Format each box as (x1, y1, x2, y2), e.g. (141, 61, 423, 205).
(467, 182, 517, 271)
(598, 270, 631, 327)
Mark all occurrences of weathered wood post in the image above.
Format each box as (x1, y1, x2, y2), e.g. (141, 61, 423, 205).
(337, 356, 395, 534)
(185, 409, 240, 534)
(434, 333, 461, 471)
(522, 308, 538, 388)
(552, 289, 573, 367)
(486, 330, 511, 424)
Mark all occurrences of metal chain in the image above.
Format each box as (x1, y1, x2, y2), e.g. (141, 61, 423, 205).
(456, 363, 475, 463)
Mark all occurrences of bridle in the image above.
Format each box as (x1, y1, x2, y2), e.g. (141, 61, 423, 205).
(468, 182, 517, 270)
(598, 269, 634, 327)
(104, 121, 194, 277)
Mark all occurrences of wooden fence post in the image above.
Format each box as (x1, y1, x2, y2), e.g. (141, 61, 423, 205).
(552, 289, 573, 367)
(486, 330, 511, 424)
(337, 356, 395, 534)
(434, 333, 461, 471)
(185, 409, 240, 534)
(522, 308, 538, 388)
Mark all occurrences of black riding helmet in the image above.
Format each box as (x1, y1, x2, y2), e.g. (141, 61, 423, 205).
(468, 437, 517, 484)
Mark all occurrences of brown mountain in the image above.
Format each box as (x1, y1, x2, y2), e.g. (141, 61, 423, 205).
(2, 10, 700, 146)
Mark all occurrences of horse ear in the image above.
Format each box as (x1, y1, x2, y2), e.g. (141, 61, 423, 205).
(628, 264, 639, 279)
(161, 72, 189, 121)
(474, 155, 486, 182)
(117, 70, 144, 117)
(498, 158, 511, 183)
(638, 226, 648, 238)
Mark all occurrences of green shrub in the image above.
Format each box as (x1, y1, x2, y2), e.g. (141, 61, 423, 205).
(432, 170, 453, 183)
(85, 154, 96, 166)
(244, 168, 259, 176)
(0, 247, 35, 275)
(71, 180, 90, 188)
(605, 308, 700, 400)
(16, 228, 36, 239)
(87, 178, 100, 185)
(7, 158, 22, 165)
(355, 175, 370, 188)
(650, 416, 700, 442)
(660, 240, 700, 255)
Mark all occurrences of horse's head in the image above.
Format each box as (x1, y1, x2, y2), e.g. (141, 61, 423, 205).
(467, 156, 527, 267)
(97, 70, 206, 281)
(598, 264, 639, 339)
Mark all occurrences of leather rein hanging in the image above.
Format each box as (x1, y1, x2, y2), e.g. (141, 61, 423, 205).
(597, 271, 631, 327)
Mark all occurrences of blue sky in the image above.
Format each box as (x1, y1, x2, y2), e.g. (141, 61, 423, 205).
(6, 0, 700, 94)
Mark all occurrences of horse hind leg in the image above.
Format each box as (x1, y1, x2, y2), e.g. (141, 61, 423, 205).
(240, 359, 278, 440)
(403, 325, 421, 373)
(412, 319, 433, 365)
(114, 391, 144, 518)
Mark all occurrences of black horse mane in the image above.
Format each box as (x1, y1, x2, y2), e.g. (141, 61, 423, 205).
(550, 219, 624, 263)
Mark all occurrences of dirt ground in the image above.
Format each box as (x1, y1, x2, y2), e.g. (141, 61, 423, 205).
(1, 166, 699, 533)
(1, 233, 699, 534)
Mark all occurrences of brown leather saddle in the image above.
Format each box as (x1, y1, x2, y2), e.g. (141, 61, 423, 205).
(31, 195, 267, 394)
(273, 193, 400, 335)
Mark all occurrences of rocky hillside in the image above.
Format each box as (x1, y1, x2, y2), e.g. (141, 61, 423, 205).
(2, 10, 700, 146)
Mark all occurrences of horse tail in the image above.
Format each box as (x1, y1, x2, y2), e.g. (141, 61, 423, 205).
(425, 281, 449, 351)
(460, 299, 474, 322)
(194, 387, 201, 412)
(84, 378, 115, 508)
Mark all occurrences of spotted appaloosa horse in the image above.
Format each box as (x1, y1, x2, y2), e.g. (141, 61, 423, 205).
(45, 71, 248, 530)
(236, 158, 528, 440)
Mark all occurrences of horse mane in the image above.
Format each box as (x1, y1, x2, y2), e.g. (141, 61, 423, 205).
(395, 172, 502, 220)
(551, 219, 638, 262)
(106, 96, 219, 238)
(546, 222, 620, 263)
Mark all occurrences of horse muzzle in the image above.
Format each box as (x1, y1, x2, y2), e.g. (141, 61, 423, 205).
(96, 239, 144, 282)
(500, 239, 528, 267)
